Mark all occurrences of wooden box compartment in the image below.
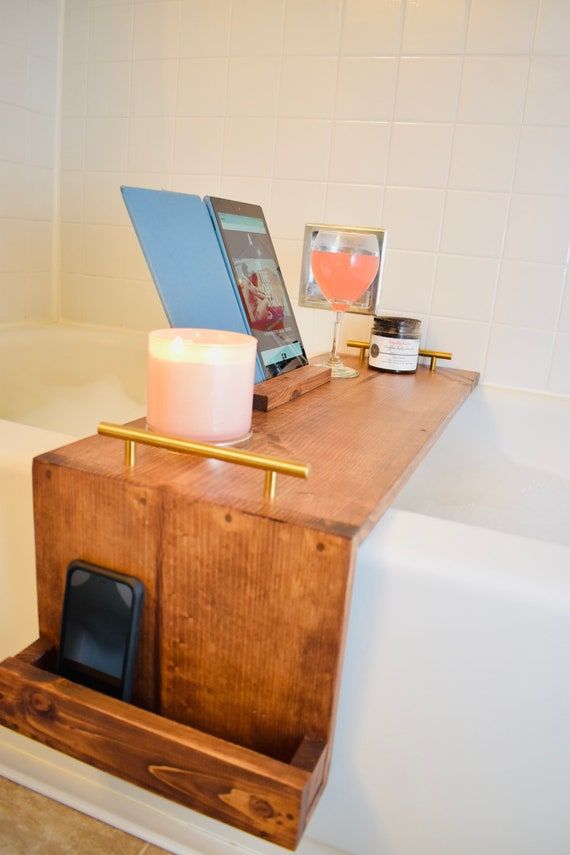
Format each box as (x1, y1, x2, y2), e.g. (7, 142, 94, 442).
(0, 360, 478, 850)
(0, 638, 325, 850)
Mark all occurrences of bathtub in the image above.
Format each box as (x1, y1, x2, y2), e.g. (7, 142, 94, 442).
(1, 322, 569, 855)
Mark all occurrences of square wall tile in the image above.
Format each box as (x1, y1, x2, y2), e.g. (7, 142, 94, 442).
(431, 254, 499, 321)
(133, 1, 181, 60)
(227, 56, 280, 117)
(274, 119, 332, 181)
(85, 117, 128, 171)
(329, 122, 390, 185)
(0, 161, 26, 218)
(403, 0, 468, 55)
(485, 324, 554, 389)
(61, 117, 85, 171)
(28, 0, 59, 60)
(493, 260, 565, 330)
(548, 333, 570, 395)
(380, 249, 437, 314)
(0, 104, 26, 162)
(26, 112, 55, 169)
(60, 223, 83, 274)
(440, 190, 509, 257)
(60, 170, 84, 223)
(222, 117, 275, 177)
(0, 44, 28, 106)
(426, 316, 489, 372)
(534, 0, 570, 54)
(181, 0, 232, 57)
(82, 224, 127, 278)
(383, 187, 445, 252)
(395, 57, 462, 123)
(280, 56, 337, 119)
(127, 116, 174, 172)
(284, 0, 342, 55)
(26, 166, 53, 221)
(174, 117, 224, 174)
(324, 184, 383, 227)
(130, 60, 178, 116)
(514, 126, 570, 197)
(387, 123, 454, 189)
(27, 271, 53, 321)
(524, 58, 570, 126)
(0, 272, 27, 323)
(219, 177, 272, 212)
(123, 278, 168, 331)
(335, 58, 397, 121)
(449, 124, 519, 193)
(2, 0, 29, 48)
(84, 172, 128, 227)
(0, 220, 26, 271)
(89, 3, 133, 62)
(230, 0, 284, 56)
(82, 275, 123, 327)
(170, 173, 220, 199)
(87, 61, 131, 117)
(341, 0, 403, 56)
(26, 221, 53, 272)
(63, 0, 89, 65)
(466, 0, 538, 54)
(61, 62, 87, 117)
(60, 272, 82, 322)
(177, 58, 227, 116)
(27, 55, 58, 115)
(270, 179, 326, 240)
(458, 57, 529, 124)
(504, 195, 570, 265)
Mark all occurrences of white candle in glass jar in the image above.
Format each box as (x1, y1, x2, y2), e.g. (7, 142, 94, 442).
(147, 329, 257, 443)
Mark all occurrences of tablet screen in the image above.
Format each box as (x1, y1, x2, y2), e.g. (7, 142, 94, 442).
(208, 197, 308, 379)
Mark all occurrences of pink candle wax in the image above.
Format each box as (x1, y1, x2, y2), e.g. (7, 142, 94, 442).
(147, 329, 257, 443)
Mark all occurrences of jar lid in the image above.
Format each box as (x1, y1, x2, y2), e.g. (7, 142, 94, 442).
(374, 316, 422, 336)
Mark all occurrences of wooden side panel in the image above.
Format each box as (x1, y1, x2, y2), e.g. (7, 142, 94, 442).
(32, 459, 162, 711)
(160, 497, 355, 762)
(0, 654, 314, 850)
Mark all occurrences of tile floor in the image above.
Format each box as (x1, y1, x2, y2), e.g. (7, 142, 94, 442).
(0, 776, 171, 854)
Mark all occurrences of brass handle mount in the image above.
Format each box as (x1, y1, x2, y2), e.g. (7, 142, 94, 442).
(346, 340, 452, 372)
(97, 422, 310, 501)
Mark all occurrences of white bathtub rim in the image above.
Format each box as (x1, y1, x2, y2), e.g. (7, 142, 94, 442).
(363, 508, 570, 615)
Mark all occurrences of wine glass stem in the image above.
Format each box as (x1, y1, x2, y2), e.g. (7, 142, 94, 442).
(330, 310, 343, 365)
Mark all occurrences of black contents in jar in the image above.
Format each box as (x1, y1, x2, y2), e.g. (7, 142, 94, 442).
(369, 316, 422, 374)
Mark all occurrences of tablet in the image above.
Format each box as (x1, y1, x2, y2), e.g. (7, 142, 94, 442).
(206, 196, 308, 379)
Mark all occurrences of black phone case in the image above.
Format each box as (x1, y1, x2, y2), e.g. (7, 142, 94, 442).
(57, 560, 144, 702)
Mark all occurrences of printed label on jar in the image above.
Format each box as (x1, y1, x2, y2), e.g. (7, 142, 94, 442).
(369, 334, 419, 372)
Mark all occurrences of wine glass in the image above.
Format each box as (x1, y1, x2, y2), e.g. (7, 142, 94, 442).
(311, 230, 380, 378)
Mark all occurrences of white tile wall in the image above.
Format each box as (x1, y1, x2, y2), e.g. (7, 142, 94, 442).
(0, 0, 60, 323)
(2, 0, 570, 394)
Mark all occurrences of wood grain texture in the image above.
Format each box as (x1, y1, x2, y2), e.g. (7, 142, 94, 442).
(0, 645, 324, 850)
(253, 364, 331, 412)
(11, 359, 479, 848)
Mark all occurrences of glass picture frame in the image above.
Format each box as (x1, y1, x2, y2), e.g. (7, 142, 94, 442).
(299, 223, 387, 315)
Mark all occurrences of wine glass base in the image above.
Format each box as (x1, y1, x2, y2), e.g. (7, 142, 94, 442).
(315, 361, 359, 379)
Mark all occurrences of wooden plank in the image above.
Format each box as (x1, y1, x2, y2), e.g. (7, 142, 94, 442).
(159, 501, 355, 761)
(37, 361, 479, 542)
(253, 364, 331, 412)
(0, 651, 322, 850)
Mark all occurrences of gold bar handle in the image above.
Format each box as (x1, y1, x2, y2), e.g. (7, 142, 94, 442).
(347, 340, 453, 372)
(97, 422, 310, 501)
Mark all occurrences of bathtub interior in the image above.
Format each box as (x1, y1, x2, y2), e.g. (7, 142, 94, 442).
(0, 324, 147, 437)
(394, 384, 570, 546)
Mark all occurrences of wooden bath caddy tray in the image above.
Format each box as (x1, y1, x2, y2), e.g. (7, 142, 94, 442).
(0, 358, 478, 849)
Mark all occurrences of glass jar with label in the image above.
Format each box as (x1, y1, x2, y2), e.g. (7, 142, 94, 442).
(368, 316, 422, 374)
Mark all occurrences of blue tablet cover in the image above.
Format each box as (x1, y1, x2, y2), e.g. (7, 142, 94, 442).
(121, 186, 264, 382)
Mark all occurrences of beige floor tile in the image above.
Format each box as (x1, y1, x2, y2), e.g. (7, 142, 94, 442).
(0, 776, 171, 854)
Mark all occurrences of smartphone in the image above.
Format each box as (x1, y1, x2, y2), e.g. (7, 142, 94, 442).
(57, 560, 144, 702)
(205, 196, 309, 379)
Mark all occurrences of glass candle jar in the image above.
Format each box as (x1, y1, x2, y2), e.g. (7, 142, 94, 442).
(368, 316, 422, 374)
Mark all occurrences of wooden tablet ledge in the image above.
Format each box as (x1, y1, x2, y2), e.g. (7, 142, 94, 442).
(0, 358, 479, 849)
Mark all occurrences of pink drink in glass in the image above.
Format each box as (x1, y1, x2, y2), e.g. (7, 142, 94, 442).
(311, 250, 379, 311)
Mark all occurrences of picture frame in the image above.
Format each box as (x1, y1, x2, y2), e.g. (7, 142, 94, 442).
(298, 223, 387, 315)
